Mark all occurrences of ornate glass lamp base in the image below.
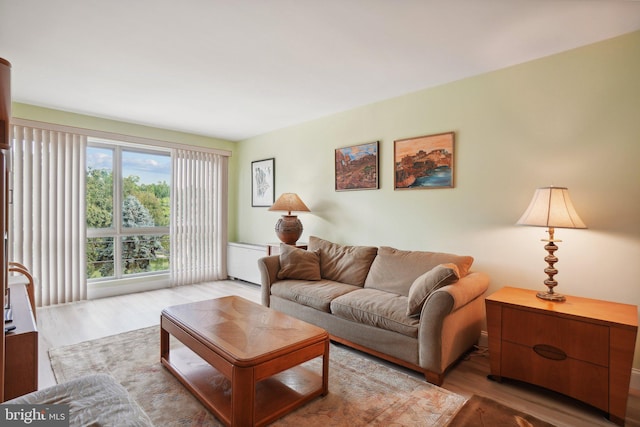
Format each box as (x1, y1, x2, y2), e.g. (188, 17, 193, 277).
(536, 291, 566, 302)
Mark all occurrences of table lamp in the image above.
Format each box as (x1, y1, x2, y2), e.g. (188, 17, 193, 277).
(268, 193, 310, 244)
(516, 186, 586, 302)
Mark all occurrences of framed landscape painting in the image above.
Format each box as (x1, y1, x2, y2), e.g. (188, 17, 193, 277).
(335, 141, 379, 191)
(394, 132, 454, 190)
(251, 158, 275, 206)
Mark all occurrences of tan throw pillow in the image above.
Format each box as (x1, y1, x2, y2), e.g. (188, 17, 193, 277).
(407, 263, 460, 317)
(308, 236, 378, 286)
(277, 244, 321, 281)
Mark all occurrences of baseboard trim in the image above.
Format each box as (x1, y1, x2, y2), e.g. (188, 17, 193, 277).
(631, 369, 640, 391)
(478, 330, 488, 348)
(477, 331, 640, 391)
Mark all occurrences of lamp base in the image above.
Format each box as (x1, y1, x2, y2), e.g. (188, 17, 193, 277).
(274, 215, 303, 245)
(536, 228, 566, 302)
(536, 290, 566, 302)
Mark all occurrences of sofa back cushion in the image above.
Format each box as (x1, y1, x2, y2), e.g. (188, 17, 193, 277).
(308, 236, 378, 287)
(364, 246, 473, 296)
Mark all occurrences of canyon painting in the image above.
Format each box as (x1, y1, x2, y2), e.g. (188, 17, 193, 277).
(394, 132, 454, 190)
(335, 141, 379, 191)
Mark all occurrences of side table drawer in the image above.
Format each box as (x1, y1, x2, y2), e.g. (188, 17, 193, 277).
(502, 306, 609, 367)
(501, 341, 609, 411)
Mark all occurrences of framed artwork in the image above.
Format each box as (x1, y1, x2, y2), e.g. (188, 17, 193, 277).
(251, 158, 275, 206)
(394, 132, 454, 190)
(335, 141, 379, 191)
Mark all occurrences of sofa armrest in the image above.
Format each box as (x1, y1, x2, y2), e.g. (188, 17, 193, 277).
(418, 271, 490, 375)
(420, 271, 489, 319)
(440, 271, 490, 311)
(258, 255, 281, 307)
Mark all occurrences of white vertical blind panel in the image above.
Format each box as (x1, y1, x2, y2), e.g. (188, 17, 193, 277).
(11, 125, 87, 306)
(10, 126, 23, 262)
(171, 149, 228, 286)
(40, 131, 51, 306)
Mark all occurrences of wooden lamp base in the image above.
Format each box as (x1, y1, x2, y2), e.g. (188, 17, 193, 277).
(536, 227, 565, 302)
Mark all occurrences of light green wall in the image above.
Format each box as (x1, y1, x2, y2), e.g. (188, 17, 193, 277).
(236, 31, 640, 366)
(11, 103, 240, 236)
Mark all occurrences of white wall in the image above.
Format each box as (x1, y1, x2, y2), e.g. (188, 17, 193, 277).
(235, 31, 640, 366)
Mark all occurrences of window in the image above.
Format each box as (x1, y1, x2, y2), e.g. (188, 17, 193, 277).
(11, 119, 229, 306)
(86, 141, 171, 283)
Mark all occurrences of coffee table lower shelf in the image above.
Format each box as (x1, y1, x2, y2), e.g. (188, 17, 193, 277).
(161, 339, 328, 426)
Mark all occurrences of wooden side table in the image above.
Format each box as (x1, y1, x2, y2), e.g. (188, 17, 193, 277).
(486, 286, 637, 426)
(266, 243, 307, 256)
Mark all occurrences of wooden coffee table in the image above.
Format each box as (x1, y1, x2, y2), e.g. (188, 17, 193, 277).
(160, 296, 329, 426)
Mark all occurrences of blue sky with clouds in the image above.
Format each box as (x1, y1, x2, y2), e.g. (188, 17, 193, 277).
(87, 147, 171, 184)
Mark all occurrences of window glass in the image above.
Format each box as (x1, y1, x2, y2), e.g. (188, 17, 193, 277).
(87, 237, 114, 279)
(122, 151, 171, 228)
(86, 147, 114, 228)
(122, 234, 170, 275)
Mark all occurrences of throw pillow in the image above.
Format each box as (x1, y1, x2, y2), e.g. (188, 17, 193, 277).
(407, 263, 460, 317)
(308, 236, 378, 286)
(277, 244, 321, 281)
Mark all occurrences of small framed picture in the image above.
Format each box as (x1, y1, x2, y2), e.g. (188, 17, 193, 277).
(251, 158, 275, 206)
(335, 141, 379, 191)
(394, 132, 454, 190)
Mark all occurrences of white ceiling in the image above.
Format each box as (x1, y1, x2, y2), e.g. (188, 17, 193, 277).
(1, 1, 640, 141)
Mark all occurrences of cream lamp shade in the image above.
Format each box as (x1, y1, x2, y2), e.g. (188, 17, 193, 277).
(516, 186, 586, 229)
(517, 186, 586, 302)
(268, 193, 310, 244)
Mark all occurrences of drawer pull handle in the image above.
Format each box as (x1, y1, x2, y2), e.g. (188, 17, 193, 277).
(533, 344, 567, 360)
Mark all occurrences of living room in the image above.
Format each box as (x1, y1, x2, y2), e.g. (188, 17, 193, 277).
(2, 1, 640, 426)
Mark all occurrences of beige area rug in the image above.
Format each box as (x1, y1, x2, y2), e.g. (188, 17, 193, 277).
(447, 395, 556, 427)
(49, 326, 465, 426)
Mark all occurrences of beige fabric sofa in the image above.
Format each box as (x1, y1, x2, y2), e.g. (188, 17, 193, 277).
(258, 236, 490, 385)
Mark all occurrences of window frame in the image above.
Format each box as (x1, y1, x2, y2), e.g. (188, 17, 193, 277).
(86, 138, 171, 287)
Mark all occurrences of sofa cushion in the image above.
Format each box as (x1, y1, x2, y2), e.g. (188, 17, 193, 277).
(277, 244, 321, 281)
(330, 288, 419, 338)
(271, 279, 361, 312)
(308, 236, 378, 287)
(364, 246, 473, 296)
(407, 263, 460, 317)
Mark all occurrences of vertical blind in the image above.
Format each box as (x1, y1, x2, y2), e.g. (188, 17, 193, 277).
(171, 148, 228, 285)
(11, 124, 87, 306)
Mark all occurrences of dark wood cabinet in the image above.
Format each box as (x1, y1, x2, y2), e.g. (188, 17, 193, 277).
(486, 286, 637, 426)
(4, 283, 37, 400)
(0, 56, 12, 402)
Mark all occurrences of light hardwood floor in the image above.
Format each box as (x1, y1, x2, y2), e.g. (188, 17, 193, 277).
(35, 280, 640, 427)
